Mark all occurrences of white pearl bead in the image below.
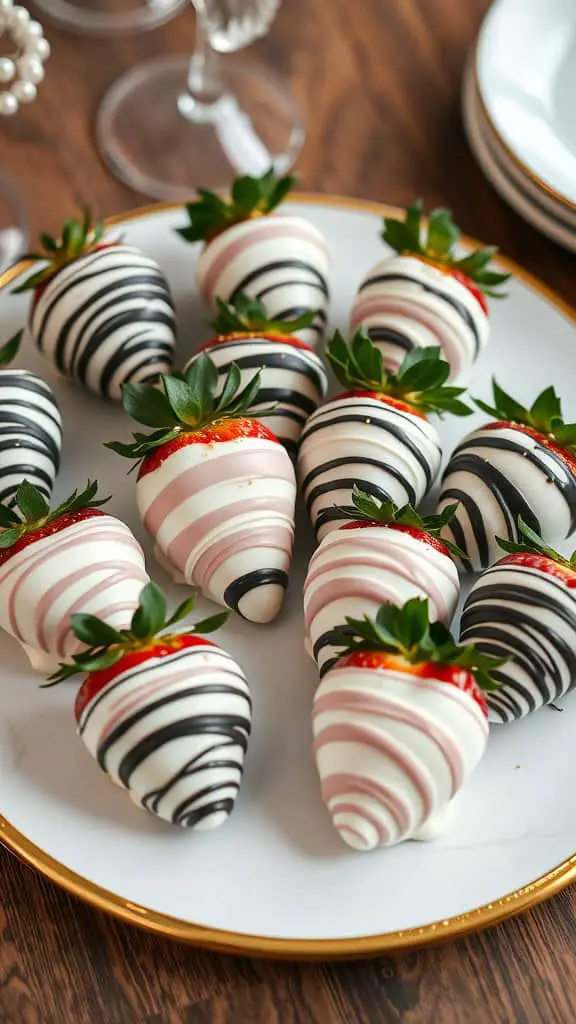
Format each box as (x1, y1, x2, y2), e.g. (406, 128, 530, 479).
(0, 0, 14, 13)
(0, 91, 18, 116)
(0, 58, 15, 84)
(22, 19, 44, 46)
(16, 55, 44, 85)
(7, 5, 29, 32)
(33, 37, 51, 62)
(11, 79, 36, 104)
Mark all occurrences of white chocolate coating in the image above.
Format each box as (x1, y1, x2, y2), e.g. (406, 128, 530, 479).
(0, 369, 62, 503)
(350, 255, 489, 383)
(460, 560, 576, 722)
(195, 216, 331, 347)
(0, 513, 148, 672)
(30, 245, 176, 400)
(312, 664, 488, 850)
(438, 424, 576, 571)
(137, 437, 297, 623)
(303, 526, 460, 675)
(78, 638, 252, 828)
(297, 395, 442, 540)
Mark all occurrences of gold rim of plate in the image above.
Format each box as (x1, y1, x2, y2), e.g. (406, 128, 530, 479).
(472, 50, 576, 216)
(0, 193, 575, 960)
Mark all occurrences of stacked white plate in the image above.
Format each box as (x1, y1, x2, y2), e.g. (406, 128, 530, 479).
(464, 0, 576, 252)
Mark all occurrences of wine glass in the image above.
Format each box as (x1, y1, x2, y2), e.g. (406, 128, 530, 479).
(96, 0, 305, 199)
(32, 0, 187, 36)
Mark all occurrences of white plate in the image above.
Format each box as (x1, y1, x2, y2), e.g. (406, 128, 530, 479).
(0, 196, 575, 959)
(462, 62, 576, 253)
(476, 0, 576, 211)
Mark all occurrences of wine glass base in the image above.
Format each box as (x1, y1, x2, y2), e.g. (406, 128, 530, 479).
(0, 176, 28, 275)
(33, 0, 187, 36)
(96, 54, 305, 199)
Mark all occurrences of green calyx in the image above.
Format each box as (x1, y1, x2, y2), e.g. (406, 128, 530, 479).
(0, 479, 109, 551)
(331, 597, 504, 692)
(381, 199, 510, 297)
(497, 516, 576, 568)
(475, 380, 576, 454)
(12, 209, 107, 295)
(212, 293, 317, 338)
(326, 328, 473, 417)
(0, 332, 22, 367)
(106, 353, 264, 466)
(176, 169, 297, 245)
(338, 487, 466, 558)
(47, 580, 229, 685)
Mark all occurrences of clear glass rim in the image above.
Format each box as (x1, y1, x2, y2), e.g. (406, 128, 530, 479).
(32, 0, 188, 36)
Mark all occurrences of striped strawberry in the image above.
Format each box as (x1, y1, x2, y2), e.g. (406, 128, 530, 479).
(185, 293, 328, 459)
(49, 581, 251, 829)
(11, 210, 176, 400)
(312, 597, 502, 851)
(0, 332, 62, 504)
(303, 488, 462, 676)
(0, 480, 148, 673)
(107, 354, 296, 624)
(297, 328, 472, 539)
(176, 170, 330, 347)
(460, 517, 576, 723)
(437, 380, 576, 570)
(350, 200, 510, 383)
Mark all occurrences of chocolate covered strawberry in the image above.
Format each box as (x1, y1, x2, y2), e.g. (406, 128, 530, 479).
(0, 333, 62, 503)
(107, 355, 296, 624)
(177, 170, 330, 346)
(12, 210, 176, 400)
(49, 581, 251, 829)
(460, 517, 576, 723)
(350, 200, 509, 382)
(0, 480, 148, 673)
(184, 293, 328, 458)
(437, 381, 576, 570)
(304, 488, 462, 676)
(297, 328, 472, 539)
(312, 598, 501, 851)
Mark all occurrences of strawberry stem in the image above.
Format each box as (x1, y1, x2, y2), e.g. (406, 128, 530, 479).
(0, 479, 109, 552)
(326, 329, 473, 417)
(474, 379, 576, 455)
(382, 200, 511, 298)
(12, 209, 108, 295)
(331, 597, 504, 691)
(106, 353, 269, 467)
(212, 293, 317, 337)
(47, 581, 229, 685)
(176, 170, 297, 244)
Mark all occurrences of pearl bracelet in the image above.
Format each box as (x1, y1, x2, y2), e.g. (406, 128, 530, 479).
(0, 0, 50, 116)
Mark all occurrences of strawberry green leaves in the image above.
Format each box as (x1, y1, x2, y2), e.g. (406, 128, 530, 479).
(497, 516, 576, 568)
(337, 487, 466, 558)
(326, 329, 472, 417)
(176, 169, 297, 244)
(331, 597, 504, 692)
(106, 354, 265, 465)
(47, 580, 229, 684)
(12, 209, 107, 294)
(0, 479, 109, 551)
(212, 293, 317, 338)
(475, 380, 576, 454)
(0, 332, 22, 367)
(381, 199, 510, 297)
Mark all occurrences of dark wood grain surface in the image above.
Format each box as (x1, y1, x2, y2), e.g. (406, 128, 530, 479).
(1, 1, 576, 1021)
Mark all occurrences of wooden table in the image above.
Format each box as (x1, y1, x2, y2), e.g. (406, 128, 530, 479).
(1, 1, 575, 1021)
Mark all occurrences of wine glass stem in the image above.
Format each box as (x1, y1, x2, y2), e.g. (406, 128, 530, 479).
(186, 3, 224, 105)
